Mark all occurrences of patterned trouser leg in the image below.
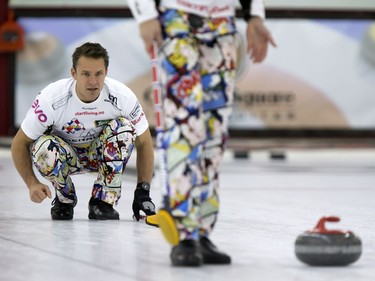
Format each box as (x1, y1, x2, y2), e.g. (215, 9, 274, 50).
(31, 135, 83, 204)
(88, 117, 136, 205)
(31, 117, 136, 205)
(159, 10, 237, 241)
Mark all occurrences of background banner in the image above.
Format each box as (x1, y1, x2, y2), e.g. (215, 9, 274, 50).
(14, 18, 375, 129)
(8, 0, 375, 10)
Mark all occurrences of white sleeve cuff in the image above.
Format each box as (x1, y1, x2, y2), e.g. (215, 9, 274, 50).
(127, 0, 159, 23)
(251, 0, 266, 20)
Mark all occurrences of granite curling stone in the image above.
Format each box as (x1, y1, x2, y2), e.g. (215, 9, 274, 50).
(295, 216, 362, 266)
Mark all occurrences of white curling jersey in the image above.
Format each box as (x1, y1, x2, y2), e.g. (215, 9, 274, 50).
(21, 77, 149, 148)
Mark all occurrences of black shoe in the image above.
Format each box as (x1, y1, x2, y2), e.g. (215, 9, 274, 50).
(200, 237, 231, 264)
(88, 198, 119, 220)
(170, 239, 203, 266)
(51, 196, 74, 220)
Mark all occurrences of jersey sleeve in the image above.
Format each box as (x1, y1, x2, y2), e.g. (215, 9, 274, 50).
(21, 93, 54, 140)
(127, 0, 159, 23)
(122, 86, 150, 136)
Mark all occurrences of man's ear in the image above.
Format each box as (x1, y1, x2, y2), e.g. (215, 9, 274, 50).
(71, 67, 76, 79)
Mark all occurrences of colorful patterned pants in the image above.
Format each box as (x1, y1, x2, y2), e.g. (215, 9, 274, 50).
(158, 9, 238, 240)
(31, 117, 136, 205)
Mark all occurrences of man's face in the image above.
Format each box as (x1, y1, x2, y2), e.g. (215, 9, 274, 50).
(71, 56, 107, 103)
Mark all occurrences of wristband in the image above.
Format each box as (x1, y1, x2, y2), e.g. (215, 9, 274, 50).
(136, 182, 150, 191)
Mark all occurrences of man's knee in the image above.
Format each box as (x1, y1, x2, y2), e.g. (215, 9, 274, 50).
(101, 117, 136, 154)
(31, 135, 61, 174)
(32, 135, 60, 159)
(103, 117, 135, 136)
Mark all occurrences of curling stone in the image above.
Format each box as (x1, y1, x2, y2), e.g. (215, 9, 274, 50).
(295, 216, 362, 266)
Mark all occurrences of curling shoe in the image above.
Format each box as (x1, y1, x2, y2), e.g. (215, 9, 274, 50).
(88, 198, 119, 220)
(170, 239, 203, 266)
(200, 237, 231, 264)
(51, 196, 75, 220)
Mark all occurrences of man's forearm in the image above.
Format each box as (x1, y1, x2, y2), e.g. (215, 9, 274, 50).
(135, 130, 154, 183)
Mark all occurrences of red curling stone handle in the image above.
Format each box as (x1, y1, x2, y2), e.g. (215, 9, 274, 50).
(310, 216, 349, 234)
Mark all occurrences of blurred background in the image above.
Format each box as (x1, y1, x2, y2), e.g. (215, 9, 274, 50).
(1, 0, 375, 153)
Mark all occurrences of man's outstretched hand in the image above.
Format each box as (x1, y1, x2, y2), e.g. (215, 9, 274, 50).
(132, 184, 156, 221)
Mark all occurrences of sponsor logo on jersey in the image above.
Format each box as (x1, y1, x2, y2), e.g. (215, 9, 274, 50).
(129, 102, 142, 120)
(75, 111, 105, 116)
(177, 0, 230, 14)
(32, 99, 47, 122)
(62, 118, 85, 134)
(131, 111, 145, 126)
(104, 92, 121, 110)
(82, 106, 97, 110)
(67, 129, 98, 144)
(94, 119, 112, 127)
(52, 92, 73, 110)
